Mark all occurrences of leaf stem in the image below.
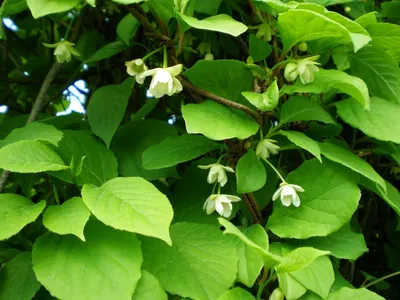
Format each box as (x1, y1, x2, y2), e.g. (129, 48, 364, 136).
(257, 269, 275, 300)
(163, 45, 168, 68)
(142, 47, 162, 61)
(363, 271, 400, 288)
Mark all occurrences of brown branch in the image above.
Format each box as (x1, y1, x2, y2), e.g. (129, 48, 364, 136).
(0, 62, 62, 193)
(178, 76, 263, 125)
(127, 5, 157, 34)
(246, 192, 263, 223)
(243, 194, 262, 224)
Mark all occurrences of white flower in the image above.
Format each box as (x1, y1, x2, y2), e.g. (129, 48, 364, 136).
(125, 59, 148, 84)
(203, 194, 241, 218)
(198, 163, 235, 187)
(256, 139, 280, 160)
(284, 55, 320, 84)
(269, 288, 284, 300)
(273, 182, 305, 207)
(141, 64, 183, 98)
(43, 40, 80, 64)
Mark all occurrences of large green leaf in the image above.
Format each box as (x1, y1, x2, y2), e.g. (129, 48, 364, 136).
(0, 140, 68, 173)
(82, 177, 173, 245)
(132, 271, 167, 300)
(49, 131, 118, 186)
(85, 41, 128, 64)
(281, 69, 370, 109)
(111, 120, 178, 181)
(293, 223, 368, 260)
(42, 197, 90, 242)
(116, 13, 139, 45)
(182, 101, 259, 141)
(0, 194, 45, 241)
(236, 225, 269, 287)
(362, 179, 400, 217)
(2, 0, 28, 16)
(184, 60, 254, 104)
(87, 78, 133, 148)
(142, 134, 223, 170)
(319, 141, 385, 192)
(249, 34, 272, 62)
(32, 220, 142, 300)
(236, 150, 267, 193)
(279, 96, 336, 125)
(281, 131, 321, 162)
(0, 122, 63, 148)
(178, 14, 247, 37)
(267, 159, 361, 239)
(367, 23, 400, 56)
(336, 97, 400, 144)
(26, 0, 80, 18)
(141, 222, 238, 300)
(348, 46, 400, 103)
(218, 288, 255, 300)
(328, 287, 385, 300)
(0, 252, 40, 300)
(194, 0, 222, 15)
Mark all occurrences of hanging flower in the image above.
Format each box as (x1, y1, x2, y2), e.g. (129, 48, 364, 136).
(256, 22, 272, 42)
(125, 59, 149, 84)
(284, 55, 320, 84)
(141, 64, 183, 98)
(256, 139, 280, 160)
(203, 194, 241, 218)
(198, 163, 235, 187)
(273, 182, 305, 207)
(43, 40, 80, 64)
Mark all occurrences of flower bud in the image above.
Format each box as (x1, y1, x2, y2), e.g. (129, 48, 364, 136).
(284, 63, 299, 82)
(345, 6, 352, 12)
(269, 288, 284, 300)
(204, 53, 214, 61)
(297, 42, 308, 52)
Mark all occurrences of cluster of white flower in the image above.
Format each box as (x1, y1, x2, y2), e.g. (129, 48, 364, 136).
(125, 59, 183, 98)
(284, 55, 320, 84)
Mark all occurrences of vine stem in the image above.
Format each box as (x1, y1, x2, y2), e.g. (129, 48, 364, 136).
(362, 271, 400, 288)
(0, 62, 62, 193)
(177, 76, 263, 125)
(262, 158, 286, 182)
(257, 270, 276, 300)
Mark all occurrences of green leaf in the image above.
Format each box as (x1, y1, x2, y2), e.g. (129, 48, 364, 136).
(32, 220, 142, 300)
(267, 159, 361, 239)
(2, 0, 28, 16)
(42, 197, 91, 241)
(367, 23, 400, 54)
(320, 140, 386, 190)
(87, 78, 134, 148)
(236, 150, 267, 193)
(242, 80, 279, 112)
(116, 13, 139, 45)
(254, 0, 296, 15)
(142, 134, 223, 170)
(336, 97, 400, 144)
(141, 222, 238, 300)
(355, 12, 377, 28)
(249, 34, 272, 62)
(281, 69, 370, 109)
(85, 41, 128, 64)
(328, 287, 385, 300)
(0, 122, 63, 148)
(382, 2, 400, 19)
(218, 288, 255, 300)
(82, 177, 173, 245)
(348, 46, 400, 103)
(49, 131, 118, 186)
(293, 223, 368, 260)
(195, 0, 222, 15)
(132, 270, 167, 300)
(0, 194, 45, 240)
(147, 0, 174, 25)
(275, 247, 330, 273)
(178, 13, 247, 37)
(280, 131, 322, 162)
(279, 96, 336, 125)
(363, 180, 400, 217)
(111, 120, 178, 181)
(0, 140, 68, 173)
(111, 0, 145, 3)
(26, 0, 80, 18)
(182, 101, 259, 141)
(236, 225, 269, 287)
(184, 60, 254, 104)
(0, 252, 40, 300)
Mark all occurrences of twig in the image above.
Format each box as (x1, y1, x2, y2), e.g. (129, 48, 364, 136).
(243, 194, 262, 224)
(127, 5, 157, 34)
(0, 62, 62, 193)
(362, 271, 400, 288)
(248, 0, 264, 22)
(178, 76, 263, 125)
(246, 192, 263, 223)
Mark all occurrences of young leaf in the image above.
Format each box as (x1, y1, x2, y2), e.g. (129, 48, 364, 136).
(328, 287, 385, 300)
(87, 78, 134, 148)
(142, 134, 223, 170)
(279, 96, 336, 125)
(0, 194, 45, 240)
(84, 41, 128, 64)
(218, 288, 255, 300)
(236, 150, 267, 193)
(26, 0, 80, 18)
(32, 220, 142, 300)
(280, 131, 322, 162)
(0, 140, 68, 173)
(242, 80, 279, 112)
(267, 159, 361, 239)
(42, 197, 91, 241)
(182, 101, 259, 141)
(141, 222, 238, 300)
(336, 97, 400, 144)
(0, 252, 40, 300)
(132, 271, 167, 300)
(178, 14, 247, 37)
(82, 177, 173, 245)
(116, 13, 139, 45)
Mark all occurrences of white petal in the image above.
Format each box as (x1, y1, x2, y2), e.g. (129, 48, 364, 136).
(172, 77, 183, 93)
(281, 185, 295, 197)
(198, 164, 213, 170)
(218, 171, 228, 187)
(291, 184, 305, 192)
(215, 200, 225, 216)
(226, 195, 241, 202)
(222, 202, 232, 218)
(281, 195, 292, 207)
(141, 68, 160, 77)
(272, 186, 283, 201)
(223, 166, 235, 173)
(166, 64, 183, 76)
(292, 194, 301, 207)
